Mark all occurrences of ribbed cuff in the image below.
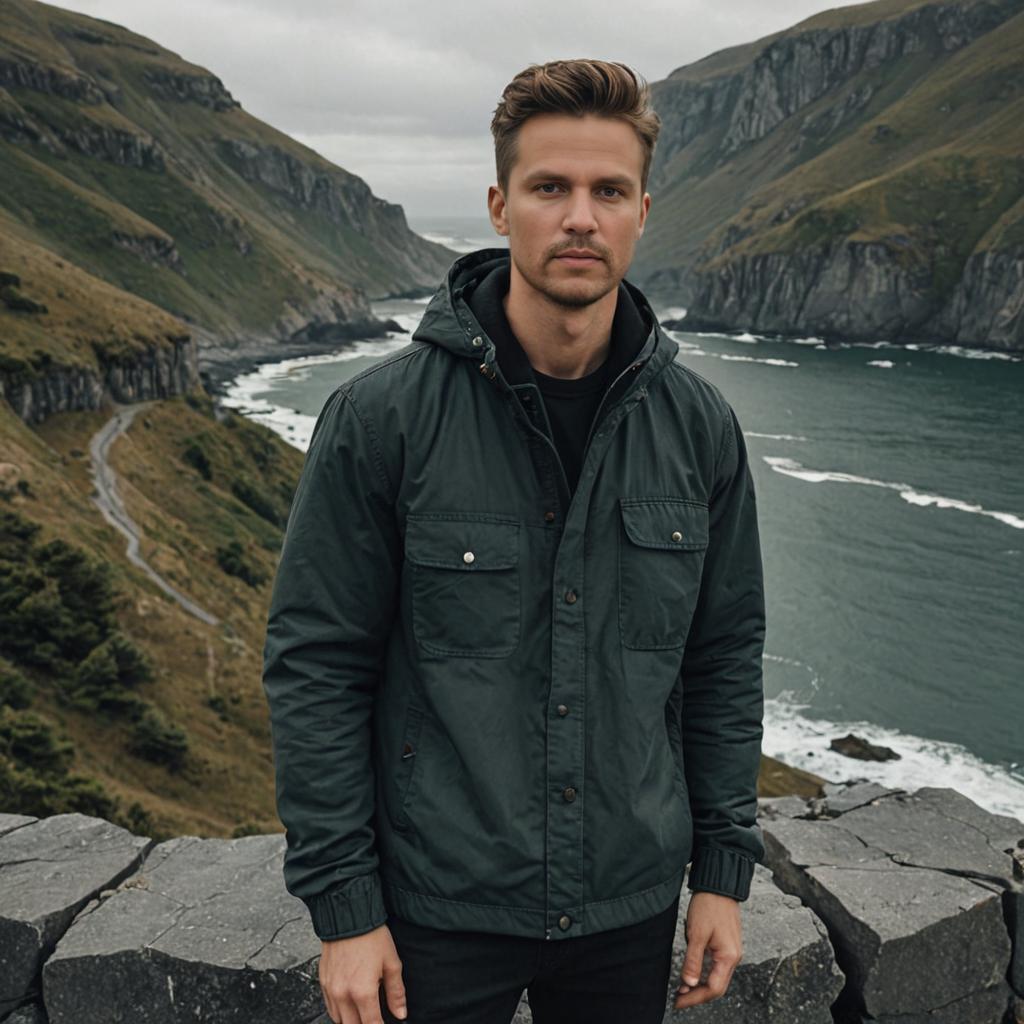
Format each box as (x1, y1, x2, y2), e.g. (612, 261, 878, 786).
(686, 845, 756, 902)
(304, 872, 388, 940)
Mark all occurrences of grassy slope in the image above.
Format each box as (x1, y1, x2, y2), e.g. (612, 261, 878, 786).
(1, 387, 304, 837)
(0, 0, 453, 357)
(636, 0, 1024, 297)
(0, 209, 189, 379)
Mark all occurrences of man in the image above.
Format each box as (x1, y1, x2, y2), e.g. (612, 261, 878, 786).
(262, 58, 766, 1024)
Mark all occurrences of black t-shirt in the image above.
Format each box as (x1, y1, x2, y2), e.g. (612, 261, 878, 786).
(467, 264, 649, 496)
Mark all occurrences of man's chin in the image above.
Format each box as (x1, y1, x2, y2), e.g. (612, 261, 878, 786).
(543, 283, 615, 310)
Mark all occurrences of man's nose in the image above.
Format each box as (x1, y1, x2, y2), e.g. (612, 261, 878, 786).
(560, 190, 599, 234)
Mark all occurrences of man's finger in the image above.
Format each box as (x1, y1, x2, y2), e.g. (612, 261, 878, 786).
(704, 952, 736, 998)
(381, 964, 407, 1021)
(353, 987, 386, 1024)
(680, 933, 708, 987)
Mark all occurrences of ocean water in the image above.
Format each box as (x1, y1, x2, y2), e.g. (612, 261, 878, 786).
(222, 230, 1024, 822)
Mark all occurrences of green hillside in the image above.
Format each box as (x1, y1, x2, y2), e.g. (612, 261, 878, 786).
(0, 0, 454, 362)
(635, 0, 1024, 349)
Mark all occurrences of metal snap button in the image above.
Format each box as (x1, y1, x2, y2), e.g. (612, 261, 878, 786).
(563, 786, 576, 802)
(463, 551, 475, 564)
(544, 511, 555, 522)
(558, 914, 572, 930)
(471, 336, 483, 347)
(564, 589, 577, 604)
(556, 704, 569, 716)
(671, 530, 682, 542)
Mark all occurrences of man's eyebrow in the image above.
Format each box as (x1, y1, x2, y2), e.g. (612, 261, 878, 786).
(521, 170, 635, 188)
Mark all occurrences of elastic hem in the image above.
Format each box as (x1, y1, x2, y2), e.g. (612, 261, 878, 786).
(686, 845, 755, 902)
(304, 872, 387, 940)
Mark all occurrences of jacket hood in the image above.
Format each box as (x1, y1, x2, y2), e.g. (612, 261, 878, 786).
(411, 248, 678, 376)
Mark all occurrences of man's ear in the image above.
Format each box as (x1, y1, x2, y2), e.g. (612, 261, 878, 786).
(488, 184, 509, 237)
(637, 192, 651, 238)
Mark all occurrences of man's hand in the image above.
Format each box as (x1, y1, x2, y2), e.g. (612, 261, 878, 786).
(673, 892, 743, 1009)
(319, 924, 407, 1024)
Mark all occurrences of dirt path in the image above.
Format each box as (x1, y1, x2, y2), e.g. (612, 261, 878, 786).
(88, 401, 220, 627)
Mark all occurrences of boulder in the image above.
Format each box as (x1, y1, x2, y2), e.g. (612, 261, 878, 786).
(761, 783, 1023, 1022)
(0, 813, 150, 1017)
(42, 833, 324, 1024)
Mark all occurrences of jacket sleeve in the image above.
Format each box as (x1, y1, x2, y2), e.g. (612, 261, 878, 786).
(262, 385, 401, 940)
(680, 401, 766, 902)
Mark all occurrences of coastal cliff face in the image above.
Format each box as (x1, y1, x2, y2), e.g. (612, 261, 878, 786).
(0, 332, 197, 426)
(635, 0, 1024, 350)
(0, 0, 455, 392)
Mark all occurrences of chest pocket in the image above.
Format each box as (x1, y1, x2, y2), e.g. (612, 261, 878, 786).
(405, 513, 521, 658)
(618, 498, 709, 650)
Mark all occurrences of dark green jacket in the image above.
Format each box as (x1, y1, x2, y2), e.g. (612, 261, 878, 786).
(262, 248, 766, 942)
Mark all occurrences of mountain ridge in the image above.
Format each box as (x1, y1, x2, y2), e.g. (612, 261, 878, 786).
(635, 0, 1024, 350)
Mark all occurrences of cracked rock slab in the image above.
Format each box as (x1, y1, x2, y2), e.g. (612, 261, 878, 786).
(825, 786, 1024, 999)
(0, 813, 151, 1017)
(763, 786, 1021, 1019)
(43, 832, 323, 1023)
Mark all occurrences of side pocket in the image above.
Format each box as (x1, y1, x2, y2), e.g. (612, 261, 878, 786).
(392, 706, 426, 833)
(664, 696, 688, 805)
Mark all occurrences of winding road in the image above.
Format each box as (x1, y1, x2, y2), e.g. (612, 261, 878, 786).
(88, 401, 220, 627)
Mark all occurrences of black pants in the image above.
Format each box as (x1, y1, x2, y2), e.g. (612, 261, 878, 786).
(380, 893, 680, 1024)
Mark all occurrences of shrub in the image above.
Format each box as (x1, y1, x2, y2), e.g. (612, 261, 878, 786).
(182, 440, 212, 480)
(0, 706, 74, 776)
(215, 539, 267, 588)
(231, 478, 281, 527)
(0, 663, 35, 709)
(129, 704, 189, 771)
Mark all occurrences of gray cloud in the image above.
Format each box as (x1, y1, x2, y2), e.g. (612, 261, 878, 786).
(63, 0, 868, 218)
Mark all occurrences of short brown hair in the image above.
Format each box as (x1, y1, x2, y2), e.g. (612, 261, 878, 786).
(490, 59, 661, 194)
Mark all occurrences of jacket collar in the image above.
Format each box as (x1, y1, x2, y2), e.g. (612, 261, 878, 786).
(412, 248, 679, 389)
(464, 260, 649, 390)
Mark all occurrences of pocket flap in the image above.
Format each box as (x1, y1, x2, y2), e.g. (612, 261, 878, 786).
(620, 499, 709, 551)
(405, 514, 520, 570)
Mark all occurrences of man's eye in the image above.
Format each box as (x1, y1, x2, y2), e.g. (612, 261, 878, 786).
(537, 183, 562, 194)
(599, 187, 622, 198)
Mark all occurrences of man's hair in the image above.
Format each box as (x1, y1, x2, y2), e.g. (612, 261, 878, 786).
(490, 59, 661, 195)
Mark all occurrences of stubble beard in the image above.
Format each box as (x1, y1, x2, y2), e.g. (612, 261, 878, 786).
(513, 248, 620, 311)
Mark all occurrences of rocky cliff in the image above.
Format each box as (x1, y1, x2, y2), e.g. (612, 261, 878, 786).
(635, 0, 1024, 351)
(0, 0, 455, 396)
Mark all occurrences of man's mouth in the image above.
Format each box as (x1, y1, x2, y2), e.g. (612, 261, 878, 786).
(555, 249, 603, 263)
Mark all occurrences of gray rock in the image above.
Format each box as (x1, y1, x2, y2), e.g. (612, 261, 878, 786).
(862, 979, 1016, 1023)
(817, 781, 904, 817)
(0, 811, 149, 1019)
(0, 335, 199, 426)
(3, 1001, 49, 1024)
(0, 813, 151, 1017)
(758, 795, 813, 820)
(762, 786, 1022, 1019)
(834, 786, 1024, 999)
(0, 813, 36, 839)
(42, 833, 323, 1024)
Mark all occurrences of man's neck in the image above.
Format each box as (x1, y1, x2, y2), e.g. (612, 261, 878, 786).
(502, 266, 618, 380)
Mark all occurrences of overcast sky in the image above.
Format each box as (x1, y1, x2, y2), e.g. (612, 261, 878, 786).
(63, 0, 868, 221)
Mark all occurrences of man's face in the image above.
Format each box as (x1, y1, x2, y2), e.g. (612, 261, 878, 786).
(488, 112, 651, 310)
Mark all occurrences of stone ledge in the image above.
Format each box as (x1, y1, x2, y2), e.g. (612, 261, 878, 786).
(1, 783, 1021, 1023)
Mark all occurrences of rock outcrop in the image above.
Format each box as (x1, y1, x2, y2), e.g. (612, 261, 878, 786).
(0, 333, 199, 426)
(635, 0, 1024, 351)
(3, 782, 1021, 1023)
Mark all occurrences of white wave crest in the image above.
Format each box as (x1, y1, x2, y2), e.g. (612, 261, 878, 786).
(763, 456, 1024, 529)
